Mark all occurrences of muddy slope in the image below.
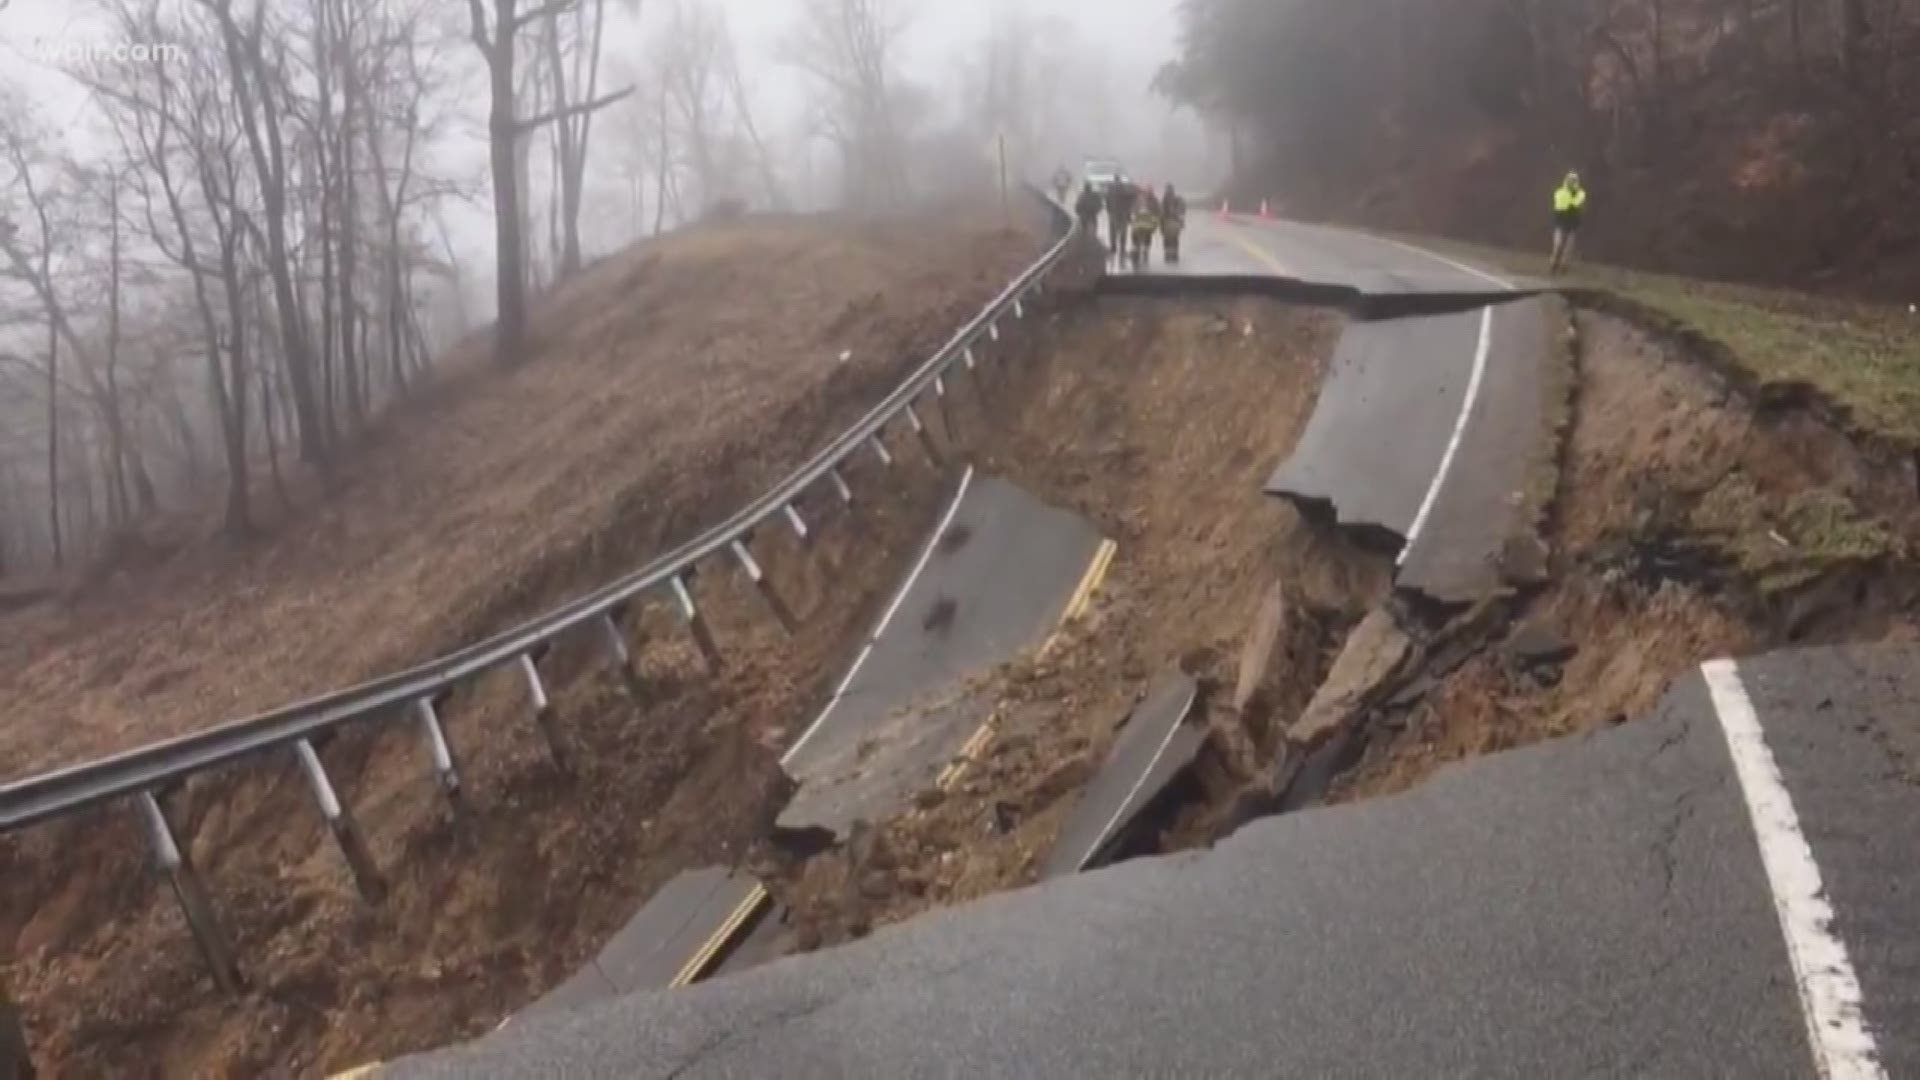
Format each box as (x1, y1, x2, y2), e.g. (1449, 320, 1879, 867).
(0, 213, 1041, 1078)
(752, 296, 1379, 949)
(0, 213, 1035, 780)
(755, 288, 1920, 965)
(1334, 304, 1920, 803)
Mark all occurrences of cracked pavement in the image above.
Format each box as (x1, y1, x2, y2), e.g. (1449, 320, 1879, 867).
(389, 648, 1920, 1077)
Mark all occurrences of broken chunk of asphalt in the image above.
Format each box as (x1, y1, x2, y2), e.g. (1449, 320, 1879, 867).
(1289, 608, 1415, 750)
(769, 823, 839, 861)
(1504, 622, 1577, 668)
(1040, 671, 1202, 879)
(1233, 583, 1289, 716)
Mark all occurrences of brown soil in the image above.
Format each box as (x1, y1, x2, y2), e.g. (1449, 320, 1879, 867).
(749, 297, 1385, 948)
(0, 210, 1041, 1077)
(17, 220, 1913, 1078)
(1333, 305, 1920, 802)
(0, 213, 1032, 780)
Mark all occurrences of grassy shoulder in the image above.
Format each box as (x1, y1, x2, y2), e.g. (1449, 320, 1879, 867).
(1399, 231, 1920, 446)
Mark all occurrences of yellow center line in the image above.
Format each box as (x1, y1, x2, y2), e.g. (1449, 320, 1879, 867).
(939, 538, 1120, 792)
(670, 883, 771, 989)
(1222, 226, 1297, 279)
(676, 538, 1121, 989)
(1041, 539, 1118, 658)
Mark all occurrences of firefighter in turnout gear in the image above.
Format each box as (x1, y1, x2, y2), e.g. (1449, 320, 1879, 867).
(1105, 179, 1138, 264)
(1159, 184, 1187, 264)
(1129, 196, 1160, 271)
(1075, 183, 1103, 239)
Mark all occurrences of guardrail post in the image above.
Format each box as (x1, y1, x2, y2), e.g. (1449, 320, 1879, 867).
(828, 467, 855, 508)
(598, 607, 646, 704)
(929, 374, 960, 445)
(293, 739, 385, 902)
(135, 791, 243, 994)
(866, 433, 894, 468)
(518, 649, 572, 775)
(903, 403, 942, 464)
(961, 342, 996, 402)
(1013, 296, 1025, 319)
(782, 503, 811, 545)
(413, 696, 465, 813)
(730, 537, 797, 633)
(672, 573, 725, 672)
(988, 319, 1001, 342)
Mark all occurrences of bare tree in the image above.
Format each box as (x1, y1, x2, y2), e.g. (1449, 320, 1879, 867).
(201, 0, 328, 466)
(717, 13, 790, 210)
(541, 0, 631, 278)
(466, 0, 630, 365)
(656, 0, 728, 211)
(786, 0, 916, 209)
(0, 103, 81, 564)
(81, 2, 259, 534)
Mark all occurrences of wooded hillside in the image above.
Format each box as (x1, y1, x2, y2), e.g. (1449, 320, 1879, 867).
(1161, 0, 1920, 298)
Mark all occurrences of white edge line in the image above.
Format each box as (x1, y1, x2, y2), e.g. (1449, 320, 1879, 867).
(1701, 659, 1886, 1080)
(783, 465, 976, 764)
(1077, 685, 1197, 871)
(1399, 307, 1493, 566)
(1374, 234, 1515, 291)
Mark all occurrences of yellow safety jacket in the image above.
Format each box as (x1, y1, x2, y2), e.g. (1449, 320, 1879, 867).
(1554, 184, 1587, 213)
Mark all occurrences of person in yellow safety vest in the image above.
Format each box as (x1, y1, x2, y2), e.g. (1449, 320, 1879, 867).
(1129, 197, 1160, 271)
(1549, 171, 1588, 275)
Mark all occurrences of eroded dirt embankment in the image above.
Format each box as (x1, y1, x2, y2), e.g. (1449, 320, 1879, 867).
(15, 230, 1914, 1077)
(745, 288, 1920, 962)
(0, 212, 1040, 1078)
(748, 296, 1385, 948)
(1328, 304, 1920, 803)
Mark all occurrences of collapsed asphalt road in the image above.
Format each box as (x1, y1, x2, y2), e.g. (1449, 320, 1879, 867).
(779, 473, 1106, 839)
(1165, 212, 1552, 605)
(387, 216, 1915, 1077)
(386, 645, 1915, 1078)
(509, 469, 1111, 1017)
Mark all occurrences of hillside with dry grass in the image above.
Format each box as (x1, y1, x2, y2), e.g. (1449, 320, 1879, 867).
(0, 206, 1043, 1075)
(0, 211, 1033, 781)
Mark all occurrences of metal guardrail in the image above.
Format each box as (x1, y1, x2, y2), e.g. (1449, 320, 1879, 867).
(0, 188, 1079, 993)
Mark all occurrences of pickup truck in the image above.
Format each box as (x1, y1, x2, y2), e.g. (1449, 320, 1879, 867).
(1082, 159, 1125, 194)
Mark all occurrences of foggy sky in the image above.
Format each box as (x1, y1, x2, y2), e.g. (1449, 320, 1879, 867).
(0, 0, 1191, 287)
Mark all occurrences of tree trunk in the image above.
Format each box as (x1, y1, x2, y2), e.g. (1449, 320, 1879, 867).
(216, 250, 253, 537)
(338, 3, 366, 425)
(1789, 0, 1806, 83)
(45, 320, 62, 568)
(213, 0, 328, 466)
(260, 336, 288, 511)
(486, 0, 529, 365)
(1834, 0, 1868, 77)
(653, 86, 674, 233)
(104, 173, 132, 528)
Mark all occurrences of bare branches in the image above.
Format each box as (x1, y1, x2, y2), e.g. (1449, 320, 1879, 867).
(0, 0, 490, 565)
(784, 0, 915, 208)
(467, 0, 494, 57)
(511, 0, 581, 34)
(515, 85, 633, 134)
